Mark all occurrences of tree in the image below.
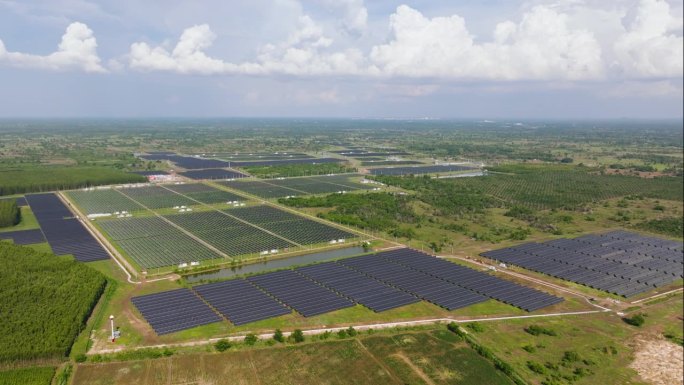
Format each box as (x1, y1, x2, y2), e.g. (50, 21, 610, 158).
(292, 329, 305, 343)
(273, 329, 284, 343)
(346, 326, 357, 337)
(214, 339, 231, 352)
(623, 313, 646, 327)
(244, 333, 258, 346)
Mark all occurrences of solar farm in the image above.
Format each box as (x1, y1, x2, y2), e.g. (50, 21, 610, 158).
(131, 248, 564, 335)
(63, 180, 364, 270)
(218, 174, 373, 198)
(481, 231, 683, 297)
(139, 152, 344, 169)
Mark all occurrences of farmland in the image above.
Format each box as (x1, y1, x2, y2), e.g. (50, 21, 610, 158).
(0, 367, 55, 385)
(72, 329, 516, 385)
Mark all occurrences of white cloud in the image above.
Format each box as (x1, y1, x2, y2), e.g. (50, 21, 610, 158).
(0, 22, 106, 72)
(370, 5, 604, 80)
(128, 17, 367, 76)
(613, 0, 683, 77)
(315, 0, 368, 34)
(124, 0, 682, 81)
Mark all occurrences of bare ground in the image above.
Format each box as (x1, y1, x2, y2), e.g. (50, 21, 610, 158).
(629, 336, 683, 385)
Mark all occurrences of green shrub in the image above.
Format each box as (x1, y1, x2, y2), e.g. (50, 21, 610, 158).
(273, 329, 284, 343)
(525, 325, 557, 336)
(214, 339, 231, 352)
(622, 313, 646, 327)
(527, 360, 546, 374)
(244, 334, 258, 346)
(292, 329, 305, 343)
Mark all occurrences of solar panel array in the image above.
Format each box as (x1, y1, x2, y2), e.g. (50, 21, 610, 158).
(296, 262, 421, 312)
(25, 193, 110, 262)
(369, 164, 477, 176)
(131, 170, 170, 176)
(179, 168, 247, 181)
(194, 279, 290, 325)
(162, 183, 245, 204)
(0, 229, 45, 245)
(481, 231, 683, 297)
(338, 254, 489, 310)
(139, 153, 343, 169)
(219, 174, 371, 198)
(0, 196, 28, 207)
(379, 249, 563, 311)
(131, 289, 222, 335)
(247, 269, 355, 317)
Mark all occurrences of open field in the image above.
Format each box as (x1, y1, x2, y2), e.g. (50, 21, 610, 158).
(73, 329, 515, 385)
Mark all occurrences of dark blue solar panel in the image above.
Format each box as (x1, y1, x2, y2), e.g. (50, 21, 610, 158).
(26, 193, 109, 262)
(131, 288, 222, 335)
(193, 279, 290, 325)
(0, 229, 45, 245)
(296, 262, 420, 312)
(481, 232, 681, 297)
(378, 249, 563, 312)
(180, 168, 247, 180)
(338, 254, 488, 311)
(368, 165, 476, 176)
(0, 197, 28, 207)
(247, 269, 354, 317)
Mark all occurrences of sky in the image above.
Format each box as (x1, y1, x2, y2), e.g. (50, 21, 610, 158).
(0, 0, 682, 119)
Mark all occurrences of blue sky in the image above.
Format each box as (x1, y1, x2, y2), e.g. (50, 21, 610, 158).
(0, 0, 682, 118)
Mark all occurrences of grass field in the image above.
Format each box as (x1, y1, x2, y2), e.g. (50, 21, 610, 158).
(73, 330, 515, 385)
(0, 366, 55, 385)
(469, 292, 683, 385)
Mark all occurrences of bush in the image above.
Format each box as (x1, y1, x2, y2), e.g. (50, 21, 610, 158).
(337, 330, 348, 339)
(214, 339, 231, 352)
(524, 325, 557, 336)
(346, 326, 357, 337)
(75, 353, 87, 363)
(292, 329, 305, 343)
(244, 333, 258, 346)
(623, 313, 646, 327)
(273, 329, 284, 343)
(466, 322, 485, 333)
(522, 345, 536, 353)
(527, 360, 546, 374)
(562, 350, 581, 363)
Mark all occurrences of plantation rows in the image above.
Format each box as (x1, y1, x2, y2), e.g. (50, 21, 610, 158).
(66, 189, 143, 215)
(98, 217, 221, 268)
(447, 172, 684, 210)
(0, 242, 106, 362)
(117, 186, 196, 209)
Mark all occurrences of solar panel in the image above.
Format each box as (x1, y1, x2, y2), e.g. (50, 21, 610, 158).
(368, 165, 476, 176)
(25, 193, 110, 262)
(0, 229, 45, 245)
(193, 279, 290, 325)
(378, 249, 563, 312)
(131, 288, 222, 335)
(179, 169, 247, 180)
(0, 197, 28, 207)
(481, 231, 682, 297)
(338, 254, 488, 310)
(247, 269, 354, 317)
(296, 262, 421, 312)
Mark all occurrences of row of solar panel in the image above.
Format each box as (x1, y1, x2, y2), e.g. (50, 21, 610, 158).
(0, 196, 28, 207)
(481, 237, 680, 297)
(0, 229, 45, 245)
(179, 169, 248, 180)
(541, 238, 683, 277)
(25, 193, 110, 262)
(139, 153, 343, 170)
(132, 249, 563, 335)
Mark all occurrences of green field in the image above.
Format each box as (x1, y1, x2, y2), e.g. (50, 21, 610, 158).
(0, 367, 55, 385)
(0, 243, 106, 362)
(72, 330, 515, 385)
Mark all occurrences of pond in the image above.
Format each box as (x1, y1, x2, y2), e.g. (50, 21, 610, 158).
(185, 246, 366, 283)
